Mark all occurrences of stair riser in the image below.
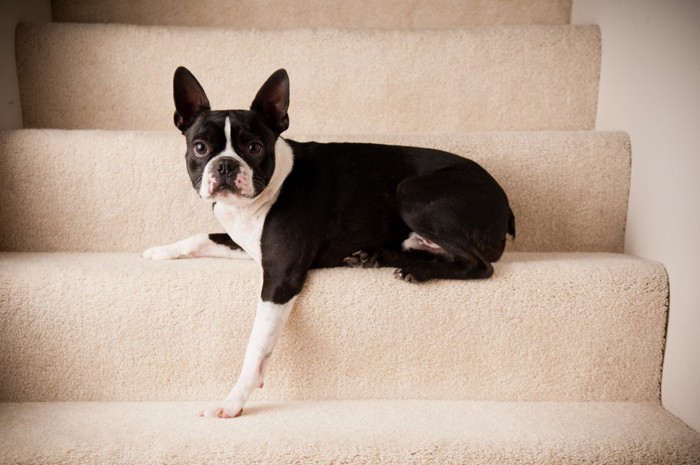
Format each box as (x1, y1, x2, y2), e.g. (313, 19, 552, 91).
(0, 252, 667, 402)
(16, 24, 600, 132)
(0, 130, 630, 253)
(52, 0, 572, 28)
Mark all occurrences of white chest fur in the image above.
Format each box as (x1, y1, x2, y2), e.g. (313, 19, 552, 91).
(212, 138, 294, 263)
(214, 202, 268, 262)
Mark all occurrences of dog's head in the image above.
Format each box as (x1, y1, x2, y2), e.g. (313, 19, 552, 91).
(173, 67, 290, 203)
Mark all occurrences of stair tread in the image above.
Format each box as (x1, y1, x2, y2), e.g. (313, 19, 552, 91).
(1, 400, 698, 464)
(16, 23, 600, 132)
(0, 251, 667, 402)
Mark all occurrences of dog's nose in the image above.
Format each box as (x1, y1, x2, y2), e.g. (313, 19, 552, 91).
(216, 158, 237, 177)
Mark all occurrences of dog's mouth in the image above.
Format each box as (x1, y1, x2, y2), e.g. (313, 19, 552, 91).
(197, 154, 260, 202)
(213, 180, 236, 196)
(202, 172, 256, 201)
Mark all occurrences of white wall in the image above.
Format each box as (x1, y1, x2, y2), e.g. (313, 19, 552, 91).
(573, 0, 700, 432)
(0, 0, 51, 130)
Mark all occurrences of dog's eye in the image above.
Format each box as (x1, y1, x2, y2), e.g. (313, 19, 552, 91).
(193, 141, 209, 157)
(248, 142, 264, 156)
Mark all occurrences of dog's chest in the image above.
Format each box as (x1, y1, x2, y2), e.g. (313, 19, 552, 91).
(213, 202, 270, 263)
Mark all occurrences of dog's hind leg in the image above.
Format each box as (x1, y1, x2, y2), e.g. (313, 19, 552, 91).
(390, 164, 510, 282)
(393, 244, 494, 282)
(343, 238, 493, 282)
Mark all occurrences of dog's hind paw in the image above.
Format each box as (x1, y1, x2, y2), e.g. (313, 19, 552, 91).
(394, 267, 422, 283)
(343, 250, 379, 268)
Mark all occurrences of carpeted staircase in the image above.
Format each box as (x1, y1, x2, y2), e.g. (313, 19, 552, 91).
(1, 1, 699, 463)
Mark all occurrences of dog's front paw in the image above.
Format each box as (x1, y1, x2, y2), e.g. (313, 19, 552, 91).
(142, 245, 181, 261)
(343, 250, 379, 268)
(199, 400, 244, 419)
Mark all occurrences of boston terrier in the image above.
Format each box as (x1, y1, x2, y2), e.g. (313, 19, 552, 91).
(143, 67, 515, 419)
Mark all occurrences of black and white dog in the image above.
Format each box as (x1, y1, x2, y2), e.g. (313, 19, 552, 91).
(143, 67, 515, 418)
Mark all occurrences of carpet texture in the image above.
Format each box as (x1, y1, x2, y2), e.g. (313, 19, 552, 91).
(5, 1, 700, 461)
(1, 401, 698, 464)
(53, 0, 572, 28)
(15, 23, 600, 132)
(0, 252, 667, 403)
(0, 130, 629, 253)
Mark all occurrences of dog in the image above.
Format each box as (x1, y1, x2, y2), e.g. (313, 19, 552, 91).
(143, 67, 515, 418)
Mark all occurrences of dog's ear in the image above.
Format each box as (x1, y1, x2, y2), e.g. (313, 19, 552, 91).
(251, 69, 290, 134)
(173, 67, 211, 133)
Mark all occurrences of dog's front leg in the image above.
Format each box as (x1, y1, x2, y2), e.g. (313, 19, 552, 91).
(200, 295, 297, 418)
(143, 233, 249, 260)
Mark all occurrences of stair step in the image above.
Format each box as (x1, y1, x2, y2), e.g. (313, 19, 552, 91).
(0, 252, 666, 402)
(2, 400, 698, 464)
(0, 130, 629, 253)
(52, 0, 572, 28)
(16, 23, 600, 132)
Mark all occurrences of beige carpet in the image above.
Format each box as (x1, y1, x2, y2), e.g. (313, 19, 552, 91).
(0, 252, 667, 403)
(52, 0, 572, 28)
(3, 0, 700, 462)
(0, 130, 629, 253)
(2, 401, 698, 464)
(16, 23, 600, 132)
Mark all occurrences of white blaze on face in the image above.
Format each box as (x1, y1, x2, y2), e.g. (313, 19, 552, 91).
(198, 116, 256, 200)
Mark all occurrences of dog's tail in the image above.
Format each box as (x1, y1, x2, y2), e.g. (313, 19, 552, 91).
(507, 206, 516, 239)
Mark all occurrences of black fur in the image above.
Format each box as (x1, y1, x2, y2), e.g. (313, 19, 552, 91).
(208, 233, 241, 251)
(174, 67, 514, 304)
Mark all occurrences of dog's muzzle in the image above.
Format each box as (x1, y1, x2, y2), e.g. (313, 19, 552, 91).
(201, 156, 254, 200)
